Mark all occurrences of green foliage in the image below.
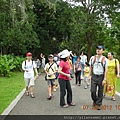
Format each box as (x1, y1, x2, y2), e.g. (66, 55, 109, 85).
(0, 55, 25, 77)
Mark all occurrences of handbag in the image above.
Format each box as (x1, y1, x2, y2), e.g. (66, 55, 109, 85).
(107, 83, 114, 93)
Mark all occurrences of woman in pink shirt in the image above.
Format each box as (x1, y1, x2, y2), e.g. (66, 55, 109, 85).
(58, 49, 75, 108)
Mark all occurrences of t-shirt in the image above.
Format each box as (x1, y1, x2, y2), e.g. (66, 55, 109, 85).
(80, 55, 87, 64)
(34, 59, 40, 68)
(74, 61, 82, 71)
(84, 66, 90, 77)
(22, 60, 36, 78)
(42, 58, 45, 64)
(89, 55, 108, 75)
(73, 56, 77, 64)
(44, 62, 58, 79)
(58, 60, 70, 80)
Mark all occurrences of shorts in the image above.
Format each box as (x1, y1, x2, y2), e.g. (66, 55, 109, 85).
(24, 77, 35, 87)
(47, 79, 55, 86)
(84, 76, 88, 82)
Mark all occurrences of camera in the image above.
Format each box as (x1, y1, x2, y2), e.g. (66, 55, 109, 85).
(48, 74, 51, 77)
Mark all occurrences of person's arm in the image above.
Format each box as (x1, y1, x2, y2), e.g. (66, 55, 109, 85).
(33, 61, 38, 76)
(102, 58, 108, 86)
(116, 60, 120, 78)
(22, 61, 28, 72)
(88, 57, 93, 81)
(58, 66, 70, 78)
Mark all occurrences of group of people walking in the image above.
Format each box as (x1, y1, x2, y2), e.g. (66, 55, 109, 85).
(22, 45, 120, 110)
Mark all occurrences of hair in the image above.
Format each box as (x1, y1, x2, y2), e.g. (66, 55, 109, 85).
(108, 52, 114, 56)
(77, 56, 81, 60)
(85, 62, 90, 66)
(60, 58, 67, 61)
(34, 57, 37, 60)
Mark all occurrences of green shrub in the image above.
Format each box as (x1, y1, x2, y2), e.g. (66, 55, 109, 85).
(0, 55, 25, 77)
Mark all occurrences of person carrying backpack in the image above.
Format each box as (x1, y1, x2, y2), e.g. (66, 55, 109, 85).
(44, 54, 58, 100)
(22, 52, 39, 98)
(88, 45, 108, 110)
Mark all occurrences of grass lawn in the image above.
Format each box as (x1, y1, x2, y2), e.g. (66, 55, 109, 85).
(0, 72, 25, 114)
(116, 78, 120, 93)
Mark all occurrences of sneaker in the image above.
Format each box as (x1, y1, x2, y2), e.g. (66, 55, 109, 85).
(47, 96, 52, 100)
(78, 84, 81, 86)
(84, 86, 88, 89)
(68, 102, 75, 106)
(61, 104, 69, 108)
(53, 89, 56, 92)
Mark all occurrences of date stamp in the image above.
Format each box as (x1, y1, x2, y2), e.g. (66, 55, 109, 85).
(82, 105, 120, 110)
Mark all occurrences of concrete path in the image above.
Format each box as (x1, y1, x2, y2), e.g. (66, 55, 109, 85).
(7, 73, 120, 115)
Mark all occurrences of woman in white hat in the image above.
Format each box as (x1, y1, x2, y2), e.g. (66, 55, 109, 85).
(58, 49, 75, 108)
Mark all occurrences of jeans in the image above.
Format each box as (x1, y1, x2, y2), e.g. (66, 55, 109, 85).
(91, 74, 104, 106)
(81, 64, 84, 76)
(58, 78, 72, 106)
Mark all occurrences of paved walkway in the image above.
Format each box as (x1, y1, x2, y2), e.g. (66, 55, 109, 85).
(8, 73, 120, 115)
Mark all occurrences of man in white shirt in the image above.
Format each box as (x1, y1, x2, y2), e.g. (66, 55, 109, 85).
(80, 52, 87, 78)
(88, 46, 108, 110)
(22, 52, 38, 98)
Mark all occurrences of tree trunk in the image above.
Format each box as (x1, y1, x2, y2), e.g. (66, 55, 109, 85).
(86, 31, 92, 61)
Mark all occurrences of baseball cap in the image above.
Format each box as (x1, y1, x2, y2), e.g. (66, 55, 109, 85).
(26, 52, 32, 56)
(96, 45, 104, 50)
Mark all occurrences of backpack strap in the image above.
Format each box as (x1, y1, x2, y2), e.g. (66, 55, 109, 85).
(24, 60, 33, 69)
(93, 56, 97, 65)
(101, 56, 106, 67)
(24, 60, 26, 69)
(47, 63, 54, 72)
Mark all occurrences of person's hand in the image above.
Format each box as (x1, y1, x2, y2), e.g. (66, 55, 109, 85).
(102, 80, 106, 86)
(117, 74, 120, 78)
(25, 70, 29, 72)
(88, 76, 91, 81)
(36, 74, 39, 78)
(66, 74, 71, 78)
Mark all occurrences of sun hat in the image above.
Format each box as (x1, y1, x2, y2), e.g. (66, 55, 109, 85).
(59, 49, 71, 58)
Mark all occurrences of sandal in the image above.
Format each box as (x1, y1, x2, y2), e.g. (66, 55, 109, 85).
(61, 104, 69, 108)
(68, 102, 75, 106)
(47, 96, 52, 100)
(25, 92, 29, 96)
(30, 94, 35, 98)
(111, 97, 116, 101)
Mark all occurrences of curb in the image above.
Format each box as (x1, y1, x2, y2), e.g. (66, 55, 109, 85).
(1, 74, 41, 116)
(1, 88, 26, 115)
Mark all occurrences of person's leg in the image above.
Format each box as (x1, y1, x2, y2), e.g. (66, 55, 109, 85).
(84, 76, 88, 89)
(51, 79, 55, 96)
(75, 72, 78, 84)
(96, 75, 104, 106)
(58, 78, 67, 106)
(66, 80, 72, 104)
(91, 78, 97, 105)
(30, 86, 34, 94)
(78, 71, 81, 85)
(24, 78, 30, 96)
(29, 77, 35, 98)
(81, 64, 84, 78)
(47, 80, 52, 96)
